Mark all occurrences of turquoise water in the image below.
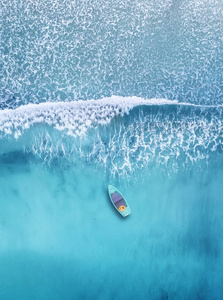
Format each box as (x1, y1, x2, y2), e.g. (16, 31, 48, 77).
(1, 0, 223, 299)
(1, 144, 223, 299)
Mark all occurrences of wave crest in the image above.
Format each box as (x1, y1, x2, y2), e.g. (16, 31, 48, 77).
(0, 96, 178, 138)
(1, 96, 223, 176)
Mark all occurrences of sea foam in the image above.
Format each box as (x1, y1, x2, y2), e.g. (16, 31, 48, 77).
(1, 96, 223, 176)
(0, 96, 178, 138)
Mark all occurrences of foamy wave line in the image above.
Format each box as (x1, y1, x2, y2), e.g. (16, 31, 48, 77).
(0, 96, 179, 138)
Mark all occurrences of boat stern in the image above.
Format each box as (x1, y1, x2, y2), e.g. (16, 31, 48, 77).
(122, 206, 131, 217)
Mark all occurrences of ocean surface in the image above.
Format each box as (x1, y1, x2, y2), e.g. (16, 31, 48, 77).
(1, 0, 223, 299)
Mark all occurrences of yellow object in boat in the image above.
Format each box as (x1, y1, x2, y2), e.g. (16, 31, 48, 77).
(119, 205, 126, 212)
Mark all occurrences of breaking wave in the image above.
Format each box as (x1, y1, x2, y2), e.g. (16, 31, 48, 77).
(1, 96, 223, 176)
(0, 96, 178, 138)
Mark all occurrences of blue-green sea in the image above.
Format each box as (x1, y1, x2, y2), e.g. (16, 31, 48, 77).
(1, 0, 223, 299)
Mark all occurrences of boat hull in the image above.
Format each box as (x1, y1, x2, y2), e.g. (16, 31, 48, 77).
(108, 185, 131, 217)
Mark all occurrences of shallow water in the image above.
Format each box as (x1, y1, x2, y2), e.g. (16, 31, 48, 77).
(1, 0, 223, 299)
(1, 149, 223, 299)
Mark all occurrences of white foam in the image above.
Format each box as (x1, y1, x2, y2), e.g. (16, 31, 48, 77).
(0, 96, 179, 138)
(1, 96, 222, 176)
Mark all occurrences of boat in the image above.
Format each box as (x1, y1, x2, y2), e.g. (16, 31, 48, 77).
(108, 185, 131, 217)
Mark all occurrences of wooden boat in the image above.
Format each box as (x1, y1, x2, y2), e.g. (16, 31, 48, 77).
(108, 185, 131, 217)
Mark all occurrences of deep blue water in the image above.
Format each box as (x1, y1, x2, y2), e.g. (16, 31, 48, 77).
(0, 0, 223, 299)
